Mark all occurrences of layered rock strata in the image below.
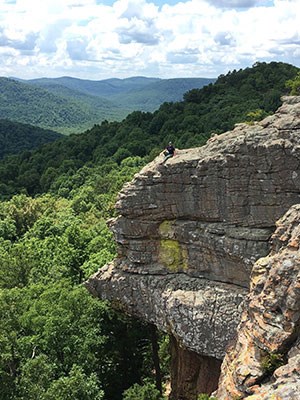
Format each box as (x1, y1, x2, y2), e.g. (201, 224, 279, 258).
(85, 96, 300, 398)
(215, 204, 300, 399)
(88, 263, 246, 359)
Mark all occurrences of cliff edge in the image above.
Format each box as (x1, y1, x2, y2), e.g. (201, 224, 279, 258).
(85, 96, 300, 399)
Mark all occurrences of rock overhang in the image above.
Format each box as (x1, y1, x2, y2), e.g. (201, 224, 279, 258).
(87, 264, 246, 359)
(85, 96, 300, 360)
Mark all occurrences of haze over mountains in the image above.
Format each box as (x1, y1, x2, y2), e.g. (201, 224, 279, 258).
(1, 76, 215, 134)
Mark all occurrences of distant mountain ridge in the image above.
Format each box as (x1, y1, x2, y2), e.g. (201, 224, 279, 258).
(27, 76, 162, 97)
(3, 75, 215, 134)
(26, 75, 215, 110)
(0, 77, 129, 134)
(110, 78, 215, 111)
(0, 76, 215, 134)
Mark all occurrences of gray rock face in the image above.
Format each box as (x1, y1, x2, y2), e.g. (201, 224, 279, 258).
(88, 263, 246, 359)
(85, 96, 300, 363)
(215, 204, 300, 400)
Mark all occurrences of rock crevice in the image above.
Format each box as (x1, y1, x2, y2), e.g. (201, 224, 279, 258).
(215, 204, 300, 399)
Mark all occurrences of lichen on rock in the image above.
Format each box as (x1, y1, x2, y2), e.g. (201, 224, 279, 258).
(158, 220, 189, 272)
(159, 239, 188, 272)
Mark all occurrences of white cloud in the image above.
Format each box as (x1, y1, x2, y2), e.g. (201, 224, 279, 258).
(117, 18, 160, 44)
(214, 32, 236, 46)
(0, 0, 299, 79)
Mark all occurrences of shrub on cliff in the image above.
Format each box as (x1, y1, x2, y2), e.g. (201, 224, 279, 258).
(286, 71, 300, 95)
(197, 394, 218, 400)
(122, 382, 163, 400)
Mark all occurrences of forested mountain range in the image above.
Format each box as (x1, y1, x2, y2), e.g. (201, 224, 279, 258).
(0, 61, 299, 400)
(0, 77, 129, 134)
(27, 76, 215, 111)
(108, 78, 215, 111)
(27, 76, 162, 97)
(0, 119, 62, 159)
(3, 76, 215, 134)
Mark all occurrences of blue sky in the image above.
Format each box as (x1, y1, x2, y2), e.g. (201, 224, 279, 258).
(0, 0, 299, 80)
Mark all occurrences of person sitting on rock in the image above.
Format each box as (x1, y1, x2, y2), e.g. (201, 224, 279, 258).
(163, 141, 175, 162)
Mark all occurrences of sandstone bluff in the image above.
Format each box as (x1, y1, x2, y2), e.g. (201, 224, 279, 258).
(85, 96, 300, 399)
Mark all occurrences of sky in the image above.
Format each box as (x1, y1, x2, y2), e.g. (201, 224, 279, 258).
(0, 0, 299, 80)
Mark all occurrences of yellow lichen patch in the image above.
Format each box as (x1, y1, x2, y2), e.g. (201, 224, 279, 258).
(158, 220, 174, 238)
(181, 247, 189, 270)
(159, 239, 188, 272)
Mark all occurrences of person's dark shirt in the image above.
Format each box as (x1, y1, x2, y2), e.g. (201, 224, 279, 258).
(166, 145, 175, 155)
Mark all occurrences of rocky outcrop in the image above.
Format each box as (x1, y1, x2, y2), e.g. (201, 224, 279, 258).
(215, 204, 300, 399)
(88, 263, 246, 359)
(85, 96, 300, 399)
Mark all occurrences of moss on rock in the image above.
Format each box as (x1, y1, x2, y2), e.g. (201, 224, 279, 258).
(159, 239, 188, 272)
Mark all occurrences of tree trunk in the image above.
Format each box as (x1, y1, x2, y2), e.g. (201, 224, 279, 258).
(150, 324, 163, 395)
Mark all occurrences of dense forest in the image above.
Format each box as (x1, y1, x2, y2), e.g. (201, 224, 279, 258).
(0, 120, 62, 160)
(0, 62, 299, 400)
(0, 78, 129, 134)
(0, 76, 214, 134)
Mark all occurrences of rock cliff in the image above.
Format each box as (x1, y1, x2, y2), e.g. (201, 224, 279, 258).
(215, 204, 300, 399)
(85, 96, 300, 399)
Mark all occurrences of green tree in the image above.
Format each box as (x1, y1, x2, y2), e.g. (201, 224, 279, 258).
(122, 382, 163, 400)
(245, 109, 268, 124)
(43, 365, 104, 400)
(113, 147, 132, 164)
(286, 71, 300, 95)
(17, 355, 56, 400)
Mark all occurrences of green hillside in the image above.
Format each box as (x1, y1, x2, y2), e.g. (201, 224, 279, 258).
(0, 78, 129, 134)
(0, 62, 299, 400)
(27, 76, 215, 112)
(0, 119, 62, 159)
(28, 76, 161, 97)
(110, 77, 216, 111)
(28, 81, 119, 105)
(6, 76, 215, 133)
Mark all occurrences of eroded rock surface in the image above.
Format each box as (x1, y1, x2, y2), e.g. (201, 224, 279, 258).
(110, 96, 300, 286)
(85, 96, 300, 398)
(87, 264, 246, 359)
(215, 204, 300, 399)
